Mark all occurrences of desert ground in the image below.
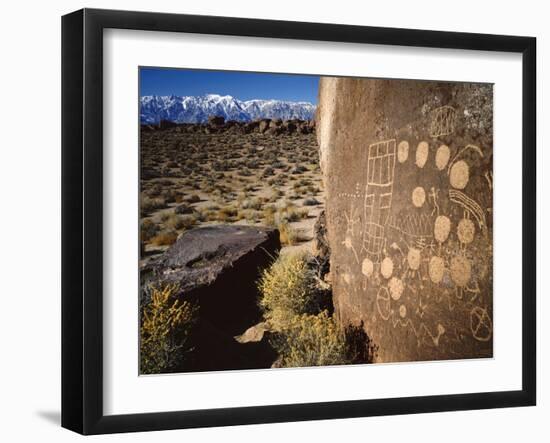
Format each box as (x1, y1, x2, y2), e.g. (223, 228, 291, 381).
(139, 119, 324, 267)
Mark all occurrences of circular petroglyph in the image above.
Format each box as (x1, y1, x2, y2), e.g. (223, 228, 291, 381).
(389, 277, 404, 301)
(429, 256, 445, 284)
(450, 255, 472, 287)
(399, 304, 407, 318)
(415, 141, 429, 168)
(470, 306, 493, 342)
(449, 160, 470, 189)
(435, 144, 451, 170)
(457, 218, 475, 244)
(397, 141, 409, 163)
(376, 287, 391, 321)
(380, 257, 394, 279)
(361, 257, 374, 278)
(407, 247, 421, 270)
(434, 215, 451, 243)
(412, 186, 426, 208)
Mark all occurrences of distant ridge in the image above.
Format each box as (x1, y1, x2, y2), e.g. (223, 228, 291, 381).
(140, 94, 316, 124)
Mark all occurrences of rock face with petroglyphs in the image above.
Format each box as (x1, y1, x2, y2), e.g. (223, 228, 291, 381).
(317, 78, 493, 362)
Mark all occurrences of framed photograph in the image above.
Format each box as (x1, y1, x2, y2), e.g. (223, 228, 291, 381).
(62, 8, 536, 434)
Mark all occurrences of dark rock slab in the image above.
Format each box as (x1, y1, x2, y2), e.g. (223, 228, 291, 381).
(153, 225, 280, 336)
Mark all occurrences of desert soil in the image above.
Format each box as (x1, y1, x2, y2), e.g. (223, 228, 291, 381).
(139, 125, 324, 269)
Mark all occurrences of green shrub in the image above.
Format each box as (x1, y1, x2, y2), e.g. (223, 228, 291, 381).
(271, 311, 347, 368)
(258, 253, 320, 329)
(140, 284, 197, 374)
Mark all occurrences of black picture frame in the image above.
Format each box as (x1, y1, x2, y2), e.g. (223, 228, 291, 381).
(62, 8, 536, 435)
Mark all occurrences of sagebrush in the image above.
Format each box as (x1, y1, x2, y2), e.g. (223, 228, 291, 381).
(140, 283, 197, 374)
(271, 310, 348, 368)
(258, 253, 321, 330)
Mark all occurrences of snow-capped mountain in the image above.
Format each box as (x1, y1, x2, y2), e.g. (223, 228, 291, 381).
(140, 94, 316, 124)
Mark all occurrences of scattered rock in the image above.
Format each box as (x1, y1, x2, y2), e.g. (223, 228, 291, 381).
(258, 119, 272, 133)
(303, 197, 320, 206)
(208, 115, 225, 126)
(140, 117, 316, 136)
(174, 204, 195, 215)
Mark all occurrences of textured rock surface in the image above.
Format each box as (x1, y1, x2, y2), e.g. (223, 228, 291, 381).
(317, 78, 493, 363)
(154, 225, 280, 334)
(150, 225, 281, 372)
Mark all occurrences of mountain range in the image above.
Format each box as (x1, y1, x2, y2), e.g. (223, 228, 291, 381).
(140, 94, 316, 124)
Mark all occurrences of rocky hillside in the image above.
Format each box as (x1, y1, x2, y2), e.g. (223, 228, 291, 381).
(140, 94, 316, 124)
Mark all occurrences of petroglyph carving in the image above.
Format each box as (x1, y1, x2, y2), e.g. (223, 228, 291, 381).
(435, 144, 451, 170)
(397, 140, 409, 163)
(450, 255, 472, 288)
(449, 189, 487, 231)
(428, 256, 445, 284)
(389, 277, 404, 300)
(412, 186, 426, 207)
(457, 218, 476, 244)
(470, 307, 493, 342)
(317, 78, 492, 362)
(415, 141, 429, 168)
(434, 215, 451, 243)
(380, 257, 394, 279)
(361, 257, 374, 277)
(430, 105, 456, 137)
(376, 286, 391, 321)
(449, 160, 470, 189)
(362, 139, 396, 260)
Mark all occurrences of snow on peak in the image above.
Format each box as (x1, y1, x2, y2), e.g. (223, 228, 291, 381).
(140, 94, 316, 124)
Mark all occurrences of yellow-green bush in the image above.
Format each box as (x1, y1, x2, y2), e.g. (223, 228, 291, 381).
(140, 283, 197, 374)
(272, 313, 374, 368)
(258, 254, 371, 368)
(258, 253, 319, 330)
(272, 311, 347, 368)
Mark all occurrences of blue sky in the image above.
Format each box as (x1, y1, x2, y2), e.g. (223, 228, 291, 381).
(139, 67, 319, 104)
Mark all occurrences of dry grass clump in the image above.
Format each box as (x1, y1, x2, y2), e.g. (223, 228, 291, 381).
(141, 196, 166, 215)
(140, 283, 197, 374)
(216, 205, 238, 222)
(163, 213, 198, 231)
(140, 219, 159, 242)
(278, 221, 300, 246)
(185, 194, 201, 203)
(280, 204, 309, 222)
(241, 197, 262, 210)
(150, 229, 178, 246)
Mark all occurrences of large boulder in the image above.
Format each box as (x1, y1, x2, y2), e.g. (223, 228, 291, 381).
(153, 225, 280, 336)
(317, 77, 493, 363)
(258, 119, 271, 133)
